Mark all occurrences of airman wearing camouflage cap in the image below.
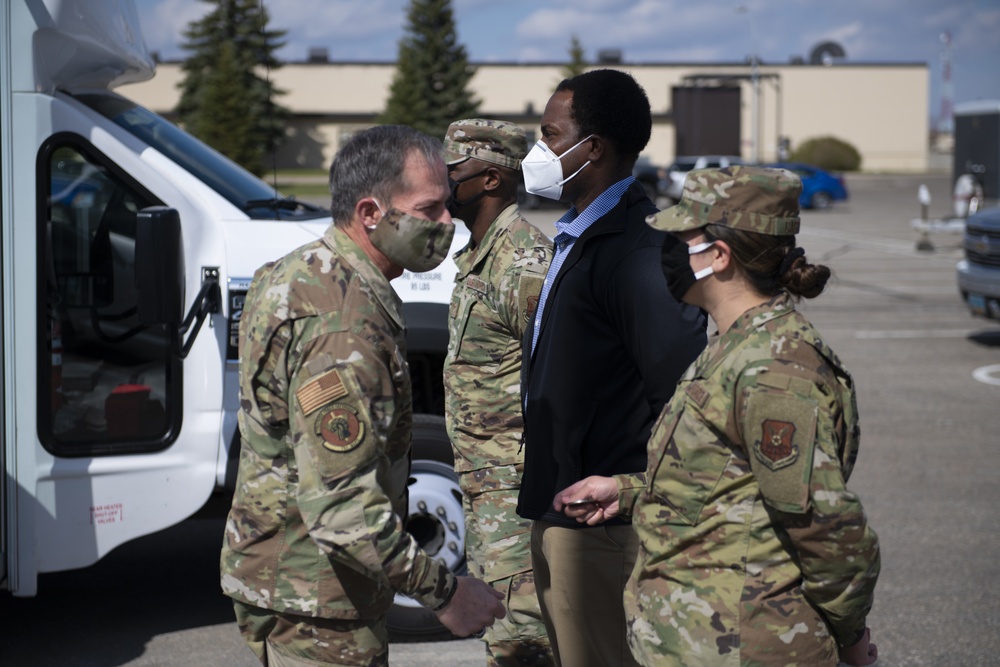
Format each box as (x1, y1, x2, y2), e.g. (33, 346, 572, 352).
(646, 165, 802, 235)
(444, 118, 528, 170)
(553, 166, 881, 665)
(442, 117, 555, 665)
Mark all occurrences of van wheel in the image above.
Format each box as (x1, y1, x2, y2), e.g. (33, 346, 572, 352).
(387, 414, 466, 642)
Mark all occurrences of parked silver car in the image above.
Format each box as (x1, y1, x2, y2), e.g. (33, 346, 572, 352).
(661, 155, 745, 203)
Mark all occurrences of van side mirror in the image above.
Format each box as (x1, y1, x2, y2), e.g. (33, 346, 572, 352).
(135, 206, 184, 326)
(135, 206, 220, 358)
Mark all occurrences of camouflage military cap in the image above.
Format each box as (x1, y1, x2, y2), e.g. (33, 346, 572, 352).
(443, 119, 527, 170)
(646, 165, 802, 236)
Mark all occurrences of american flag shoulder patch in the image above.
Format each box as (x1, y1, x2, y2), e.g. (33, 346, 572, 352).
(296, 368, 348, 415)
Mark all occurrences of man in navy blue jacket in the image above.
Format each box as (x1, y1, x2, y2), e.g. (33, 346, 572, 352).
(517, 69, 706, 667)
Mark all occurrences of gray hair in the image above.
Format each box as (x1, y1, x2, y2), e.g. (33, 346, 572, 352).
(329, 125, 444, 227)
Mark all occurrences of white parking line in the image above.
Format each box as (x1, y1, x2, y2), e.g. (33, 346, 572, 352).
(972, 364, 1000, 387)
(854, 329, 974, 339)
(797, 228, 962, 265)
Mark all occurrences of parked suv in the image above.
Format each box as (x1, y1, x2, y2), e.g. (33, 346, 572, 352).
(957, 206, 1000, 320)
(662, 155, 745, 202)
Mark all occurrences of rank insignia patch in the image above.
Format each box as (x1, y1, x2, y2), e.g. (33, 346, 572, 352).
(753, 419, 799, 470)
(316, 404, 365, 453)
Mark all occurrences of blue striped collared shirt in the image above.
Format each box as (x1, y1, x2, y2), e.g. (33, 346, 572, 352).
(530, 175, 636, 358)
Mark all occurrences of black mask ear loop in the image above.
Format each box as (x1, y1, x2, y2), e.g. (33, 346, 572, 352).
(448, 167, 490, 210)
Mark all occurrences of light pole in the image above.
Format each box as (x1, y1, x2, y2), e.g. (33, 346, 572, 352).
(738, 5, 760, 164)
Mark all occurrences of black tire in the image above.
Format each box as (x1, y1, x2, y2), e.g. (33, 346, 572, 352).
(810, 191, 833, 210)
(386, 414, 466, 642)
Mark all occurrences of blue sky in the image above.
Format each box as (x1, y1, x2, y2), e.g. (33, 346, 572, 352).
(134, 0, 1000, 128)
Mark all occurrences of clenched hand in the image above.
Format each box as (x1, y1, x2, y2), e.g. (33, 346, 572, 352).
(434, 576, 506, 637)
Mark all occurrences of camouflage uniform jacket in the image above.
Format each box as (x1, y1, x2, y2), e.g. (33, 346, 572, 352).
(444, 204, 551, 479)
(625, 292, 880, 667)
(221, 225, 456, 620)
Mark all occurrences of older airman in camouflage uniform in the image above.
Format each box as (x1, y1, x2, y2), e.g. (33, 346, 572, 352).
(557, 167, 880, 666)
(442, 119, 554, 666)
(221, 125, 505, 667)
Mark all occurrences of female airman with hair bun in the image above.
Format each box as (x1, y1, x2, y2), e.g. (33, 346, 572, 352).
(555, 166, 881, 667)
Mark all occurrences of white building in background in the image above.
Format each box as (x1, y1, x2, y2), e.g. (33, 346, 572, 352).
(122, 59, 929, 172)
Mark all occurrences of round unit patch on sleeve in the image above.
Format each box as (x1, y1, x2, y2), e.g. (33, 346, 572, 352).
(315, 404, 366, 453)
(524, 294, 539, 323)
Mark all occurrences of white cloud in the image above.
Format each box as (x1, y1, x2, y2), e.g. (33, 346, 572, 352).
(128, 0, 1000, 106)
(267, 0, 406, 44)
(135, 0, 209, 58)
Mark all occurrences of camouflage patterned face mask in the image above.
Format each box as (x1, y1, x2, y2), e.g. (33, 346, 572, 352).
(369, 205, 455, 272)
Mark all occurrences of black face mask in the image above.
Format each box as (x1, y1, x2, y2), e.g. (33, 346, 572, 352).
(661, 236, 698, 302)
(447, 167, 489, 216)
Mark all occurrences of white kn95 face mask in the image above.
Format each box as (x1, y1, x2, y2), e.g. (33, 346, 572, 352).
(521, 134, 594, 200)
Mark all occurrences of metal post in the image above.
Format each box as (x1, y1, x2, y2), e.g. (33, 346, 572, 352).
(916, 184, 934, 251)
(751, 55, 760, 164)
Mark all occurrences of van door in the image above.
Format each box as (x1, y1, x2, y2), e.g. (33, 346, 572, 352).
(1, 3, 10, 586)
(1, 155, 6, 592)
(5, 116, 219, 595)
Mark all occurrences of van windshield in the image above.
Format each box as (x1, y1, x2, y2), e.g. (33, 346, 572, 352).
(72, 92, 328, 221)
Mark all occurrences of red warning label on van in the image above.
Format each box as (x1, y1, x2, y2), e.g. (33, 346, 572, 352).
(90, 503, 123, 525)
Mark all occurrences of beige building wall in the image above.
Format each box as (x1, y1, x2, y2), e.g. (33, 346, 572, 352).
(121, 60, 928, 172)
(775, 66, 929, 170)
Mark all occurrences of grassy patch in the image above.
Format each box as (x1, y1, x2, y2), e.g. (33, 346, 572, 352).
(272, 168, 327, 178)
(277, 182, 330, 197)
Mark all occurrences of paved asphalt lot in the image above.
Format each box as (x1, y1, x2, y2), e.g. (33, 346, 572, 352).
(2, 173, 998, 666)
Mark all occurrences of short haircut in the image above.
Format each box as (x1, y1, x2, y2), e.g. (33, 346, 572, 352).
(556, 69, 651, 165)
(329, 125, 443, 227)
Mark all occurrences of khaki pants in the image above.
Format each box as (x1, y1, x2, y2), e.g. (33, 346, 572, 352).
(233, 600, 388, 667)
(462, 468, 554, 666)
(531, 520, 640, 667)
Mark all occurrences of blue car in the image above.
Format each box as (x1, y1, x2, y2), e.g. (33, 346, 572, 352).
(768, 162, 848, 210)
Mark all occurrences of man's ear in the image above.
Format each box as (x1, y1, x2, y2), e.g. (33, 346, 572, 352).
(356, 198, 382, 228)
(483, 166, 502, 192)
(585, 135, 604, 162)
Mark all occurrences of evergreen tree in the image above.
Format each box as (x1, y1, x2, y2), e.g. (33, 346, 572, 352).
(176, 0, 288, 176)
(561, 34, 587, 81)
(380, 0, 479, 138)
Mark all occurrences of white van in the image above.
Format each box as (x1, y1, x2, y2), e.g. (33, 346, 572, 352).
(1, 0, 465, 640)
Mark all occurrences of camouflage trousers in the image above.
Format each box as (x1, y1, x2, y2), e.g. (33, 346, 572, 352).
(461, 465, 554, 667)
(233, 600, 388, 667)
